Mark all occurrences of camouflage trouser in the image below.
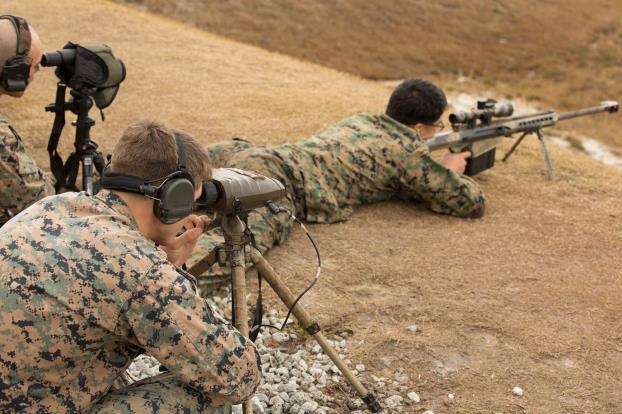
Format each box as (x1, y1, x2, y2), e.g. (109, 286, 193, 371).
(189, 140, 300, 279)
(88, 373, 231, 414)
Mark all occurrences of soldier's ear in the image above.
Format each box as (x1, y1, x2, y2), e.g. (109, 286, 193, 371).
(411, 123, 425, 135)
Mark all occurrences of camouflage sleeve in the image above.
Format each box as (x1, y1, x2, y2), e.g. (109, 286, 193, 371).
(123, 262, 261, 406)
(0, 123, 54, 224)
(398, 145, 486, 218)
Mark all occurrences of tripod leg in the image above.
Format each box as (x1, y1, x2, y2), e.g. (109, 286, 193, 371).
(502, 132, 529, 162)
(249, 249, 382, 413)
(188, 248, 219, 277)
(536, 129, 554, 179)
(82, 154, 95, 195)
(230, 248, 254, 414)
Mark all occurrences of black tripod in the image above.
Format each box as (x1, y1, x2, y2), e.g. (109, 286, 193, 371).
(46, 83, 106, 195)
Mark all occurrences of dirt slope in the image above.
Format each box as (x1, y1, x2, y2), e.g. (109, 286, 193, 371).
(119, 0, 622, 148)
(2, 1, 622, 412)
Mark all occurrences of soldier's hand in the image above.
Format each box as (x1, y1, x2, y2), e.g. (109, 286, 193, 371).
(160, 214, 211, 266)
(442, 151, 471, 174)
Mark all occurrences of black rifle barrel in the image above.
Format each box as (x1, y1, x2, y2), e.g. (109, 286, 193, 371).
(426, 101, 619, 151)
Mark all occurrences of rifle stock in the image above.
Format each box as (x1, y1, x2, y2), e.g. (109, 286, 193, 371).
(425, 101, 619, 176)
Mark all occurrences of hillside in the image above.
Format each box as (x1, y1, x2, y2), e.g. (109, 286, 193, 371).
(120, 0, 622, 148)
(2, 1, 622, 413)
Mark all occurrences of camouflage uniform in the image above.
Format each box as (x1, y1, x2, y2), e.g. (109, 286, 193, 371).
(193, 113, 485, 266)
(0, 190, 260, 412)
(0, 113, 54, 226)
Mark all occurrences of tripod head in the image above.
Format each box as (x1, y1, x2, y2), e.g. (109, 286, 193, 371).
(43, 42, 125, 195)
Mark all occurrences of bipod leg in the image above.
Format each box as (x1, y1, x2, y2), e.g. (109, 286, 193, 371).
(536, 129, 554, 179)
(502, 131, 529, 162)
(249, 248, 382, 413)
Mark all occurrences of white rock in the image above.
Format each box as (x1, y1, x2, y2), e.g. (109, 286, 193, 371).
(355, 364, 366, 372)
(407, 391, 421, 403)
(251, 396, 265, 413)
(512, 386, 524, 396)
(272, 332, 290, 343)
(384, 395, 404, 408)
(301, 400, 319, 413)
(407, 324, 418, 333)
(448, 393, 455, 401)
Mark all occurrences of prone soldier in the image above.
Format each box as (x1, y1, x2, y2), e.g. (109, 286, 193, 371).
(0, 121, 260, 412)
(195, 78, 485, 264)
(0, 15, 54, 225)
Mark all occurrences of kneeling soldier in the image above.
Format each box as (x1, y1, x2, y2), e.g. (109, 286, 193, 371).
(0, 121, 260, 412)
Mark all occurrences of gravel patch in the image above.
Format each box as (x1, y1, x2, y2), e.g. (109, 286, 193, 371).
(125, 286, 427, 412)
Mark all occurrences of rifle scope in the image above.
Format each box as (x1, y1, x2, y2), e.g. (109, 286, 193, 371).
(449, 100, 514, 126)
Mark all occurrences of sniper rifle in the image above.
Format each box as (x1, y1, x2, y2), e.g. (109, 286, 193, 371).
(425, 99, 619, 178)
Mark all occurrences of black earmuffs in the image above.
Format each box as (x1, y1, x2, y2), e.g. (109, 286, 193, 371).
(102, 133, 196, 224)
(0, 15, 32, 92)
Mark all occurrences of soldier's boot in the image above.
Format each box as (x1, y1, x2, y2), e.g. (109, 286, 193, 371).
(206, 138, 254, 168)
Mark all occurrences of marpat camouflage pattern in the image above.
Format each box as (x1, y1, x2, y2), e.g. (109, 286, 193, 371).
(0, 190, 260, 412)
(0, 113, 54, 226)
(193, 113, 485, 267)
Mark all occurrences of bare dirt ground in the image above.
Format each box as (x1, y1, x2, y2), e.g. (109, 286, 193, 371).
(118, 0, 622, 148)
(3, 1, 622, 412)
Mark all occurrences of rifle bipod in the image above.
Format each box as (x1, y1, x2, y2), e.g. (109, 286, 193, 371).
(188, 213, 382, 413)
(502, 128, 554, 179)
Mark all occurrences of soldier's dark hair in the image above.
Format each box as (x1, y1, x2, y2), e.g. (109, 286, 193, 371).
(110, 120, 211, 187)
(385, 78, 447, 126)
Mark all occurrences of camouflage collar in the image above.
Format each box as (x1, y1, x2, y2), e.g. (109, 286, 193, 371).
(94, 189, 139, 230)
(377, 114, 423, 142)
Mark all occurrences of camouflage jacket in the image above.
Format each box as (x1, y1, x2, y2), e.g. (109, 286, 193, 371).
(228, 113, 485, 223)
(0, 190, 260, 412)
(0, 113, 54, 226)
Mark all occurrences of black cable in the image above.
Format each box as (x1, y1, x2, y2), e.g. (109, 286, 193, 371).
(249, 202, 322, 335)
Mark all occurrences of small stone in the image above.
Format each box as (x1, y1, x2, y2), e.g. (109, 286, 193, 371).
(277, 382, 297, 393)
(269, 396, 284, 406)
(407, 391, 421, 403)
(347, 399, 364, 410)
(254, 393, 269, 404)
(512, 386, 524, 396)
(301, 401, 319, 413)
(422, 411, 435, 414)
(355, 364, 365, 372)
(272, 332, 290, 343)
(448, 393, 455, 401)
(384, 395, 404, 408)
(251, 396, 265, 413)
(407, 324, 418, 333)
(290, 391, 306, 405)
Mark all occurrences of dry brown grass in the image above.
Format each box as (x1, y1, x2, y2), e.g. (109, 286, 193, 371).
(2, 1, 622, 412)
(119, 0, 622, 147)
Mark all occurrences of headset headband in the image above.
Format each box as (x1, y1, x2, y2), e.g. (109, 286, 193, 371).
(102, 130, 197, 224)
(0, 15, 31, 56)
(174, 131, 188, 173)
